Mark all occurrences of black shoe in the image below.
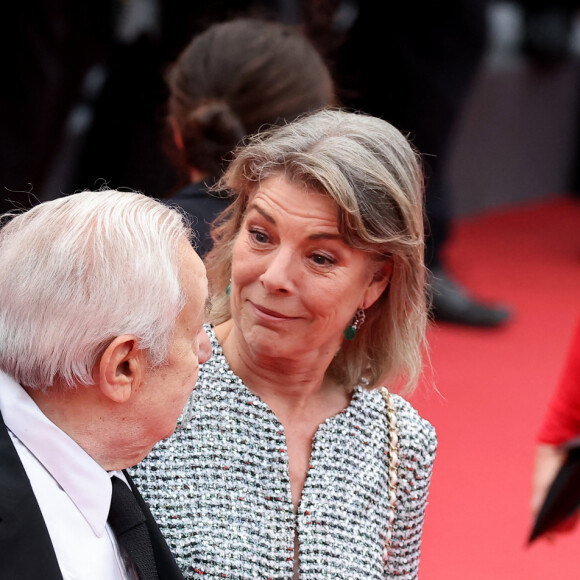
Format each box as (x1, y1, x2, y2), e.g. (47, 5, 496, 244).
(429, 266, 511, 327)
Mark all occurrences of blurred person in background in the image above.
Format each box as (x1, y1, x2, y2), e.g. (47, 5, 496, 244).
(157, 17, 335, 256)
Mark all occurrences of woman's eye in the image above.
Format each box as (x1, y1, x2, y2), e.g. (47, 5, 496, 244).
(249, 229, 269, 244)
(311, 253, 335, 266)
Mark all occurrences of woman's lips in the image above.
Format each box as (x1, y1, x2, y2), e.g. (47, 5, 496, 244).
(250, 301, 298, 321)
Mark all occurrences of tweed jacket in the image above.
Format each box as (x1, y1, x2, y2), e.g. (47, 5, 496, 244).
(132, 325, 437, 579)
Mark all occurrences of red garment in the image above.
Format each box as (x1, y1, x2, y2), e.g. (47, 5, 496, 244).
(537, 316, 580, 445)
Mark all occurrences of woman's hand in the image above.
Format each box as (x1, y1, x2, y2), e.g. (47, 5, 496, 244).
(530, 443, 579, 540)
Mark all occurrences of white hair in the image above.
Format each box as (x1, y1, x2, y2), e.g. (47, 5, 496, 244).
(0, 189, 191, 390)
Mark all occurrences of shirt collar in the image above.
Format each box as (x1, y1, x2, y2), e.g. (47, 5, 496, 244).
(0, 370, 114, 536)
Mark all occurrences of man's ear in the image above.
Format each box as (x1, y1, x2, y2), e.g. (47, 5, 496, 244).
(94, 335, 143, 404)
(362, 260, 393, 310)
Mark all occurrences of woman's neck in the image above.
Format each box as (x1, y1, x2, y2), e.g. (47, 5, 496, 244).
(214, 320, 348, 420)
(189, 167, 209, 184)
(214, 320, 353, 518)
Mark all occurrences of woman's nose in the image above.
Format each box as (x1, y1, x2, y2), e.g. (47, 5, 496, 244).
(260, 248, 295, 294)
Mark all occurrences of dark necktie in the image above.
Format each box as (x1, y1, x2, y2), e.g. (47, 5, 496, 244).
(108, 476, 160, 580)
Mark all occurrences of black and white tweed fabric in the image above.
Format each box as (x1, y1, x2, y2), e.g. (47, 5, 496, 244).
(131, 325, 437, 579)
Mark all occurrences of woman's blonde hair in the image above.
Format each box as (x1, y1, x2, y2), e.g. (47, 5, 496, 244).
(205, 109, 427, 393)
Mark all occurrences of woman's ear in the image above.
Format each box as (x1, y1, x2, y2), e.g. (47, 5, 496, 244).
(170, 116, 207, 183)
(170, 117, 185, 151)
(362, 260, 393, 310)
(94, 335, 143, 404)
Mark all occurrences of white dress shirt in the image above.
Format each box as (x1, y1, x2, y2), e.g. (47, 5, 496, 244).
(0, 370, 138, 580)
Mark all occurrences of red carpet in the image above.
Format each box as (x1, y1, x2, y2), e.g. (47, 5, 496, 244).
(409, 195, 580, 579)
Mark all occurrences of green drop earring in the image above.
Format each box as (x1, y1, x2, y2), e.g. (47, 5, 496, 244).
(344, 308, 365, 340)
(226, 281, 231, 296)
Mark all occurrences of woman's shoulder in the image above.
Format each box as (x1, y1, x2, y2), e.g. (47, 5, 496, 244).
(389, 392, 438, 469)
(392, 392, 436, 439)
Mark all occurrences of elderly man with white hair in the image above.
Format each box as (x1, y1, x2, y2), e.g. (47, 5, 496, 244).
(0, 189, 211, 580)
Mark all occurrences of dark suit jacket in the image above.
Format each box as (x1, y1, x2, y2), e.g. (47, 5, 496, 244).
(160, 177, 228, 258)
(0, 409, 184, 579)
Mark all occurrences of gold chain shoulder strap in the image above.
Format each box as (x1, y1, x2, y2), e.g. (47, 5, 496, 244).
(379, 386, 399, 564)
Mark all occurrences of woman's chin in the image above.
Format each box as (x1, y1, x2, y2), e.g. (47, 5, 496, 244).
(244, 326, 301, 357)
